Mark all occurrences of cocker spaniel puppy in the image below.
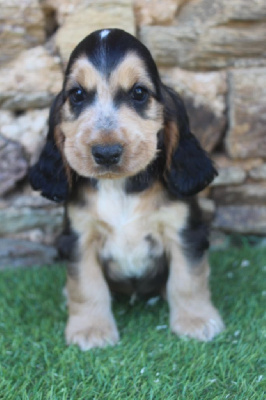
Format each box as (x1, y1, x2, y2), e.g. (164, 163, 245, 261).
(29, 29, 224, 350)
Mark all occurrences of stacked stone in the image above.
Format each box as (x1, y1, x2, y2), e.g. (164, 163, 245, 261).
(0, 0, 265, 267)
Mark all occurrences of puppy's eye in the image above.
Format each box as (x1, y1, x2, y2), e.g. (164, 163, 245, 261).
(131, 86, 148, 102)
(69, 88, 86, 104)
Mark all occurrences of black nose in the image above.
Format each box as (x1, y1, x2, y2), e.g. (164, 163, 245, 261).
(92, 144, 123, 166)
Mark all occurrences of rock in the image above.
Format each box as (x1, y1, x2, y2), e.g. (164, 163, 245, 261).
(139, 0, 266, 69)
(160, 68, 227, 151)
(0, 0, 45, 65)
(0, 109, 49, 161)
(249, 163, 266, 181)
(41, 0, 96, 26)
(55, 0, 135, 66)
(225, 68, 266, 159)
(133, 0, 181, 26)
(0, 135, 28, 196)
(0, 239, 58, 269)
(0, 206, 63, 237)
(1, 193, 57, 209)
(212, 154, 264, 172)
(0, 47, 63, 110)
(10, 229, 48, 244)
(213, 205, 266, 235)
(211, 166, 246, 186)
(211, 184, 266, 205)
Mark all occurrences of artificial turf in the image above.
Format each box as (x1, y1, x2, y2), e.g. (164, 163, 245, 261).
(0, 245, 265, 399)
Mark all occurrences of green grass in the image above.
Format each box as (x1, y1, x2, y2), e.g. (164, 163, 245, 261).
(0, 246, 265, 400)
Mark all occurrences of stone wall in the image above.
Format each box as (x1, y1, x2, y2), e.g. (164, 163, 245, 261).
(0, 0, 265, 267)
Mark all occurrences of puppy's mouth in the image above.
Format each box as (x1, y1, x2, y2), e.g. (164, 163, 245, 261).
(93, 164, 124, 179)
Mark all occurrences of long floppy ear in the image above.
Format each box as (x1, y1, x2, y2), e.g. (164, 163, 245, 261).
(29, 92, 72, 202)
(162, 85, 217, 197)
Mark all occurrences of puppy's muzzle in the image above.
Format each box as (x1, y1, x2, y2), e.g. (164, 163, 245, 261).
(92, 144, 123, 166)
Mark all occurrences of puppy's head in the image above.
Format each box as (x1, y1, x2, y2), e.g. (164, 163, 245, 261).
(60, 29, 164, 181)
(29, 29, 216, 201)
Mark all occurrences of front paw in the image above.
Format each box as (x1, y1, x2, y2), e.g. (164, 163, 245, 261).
(170, 306, 225, 342)
(66, 315, 120, 351)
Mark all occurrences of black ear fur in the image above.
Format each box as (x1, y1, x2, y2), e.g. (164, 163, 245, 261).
(28, 93, 69, 202)
(162, 85, 217, 197)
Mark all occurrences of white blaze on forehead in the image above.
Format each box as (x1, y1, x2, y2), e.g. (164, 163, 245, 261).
(100, 29, 110, 39)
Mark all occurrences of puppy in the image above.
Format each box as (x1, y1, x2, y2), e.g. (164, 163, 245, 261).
(29, 29, 224, 350)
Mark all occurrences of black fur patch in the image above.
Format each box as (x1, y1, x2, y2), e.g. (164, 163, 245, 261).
(68, 177, 98, 205)
(28, 139, 69, 203)
(56, 210, 79, 262)
(68, 87, 97, 118)
(103, 253, 168, 298)
(114, 87, 155, 119)
(28, 93, 70, 202)
(165, 133, 217, 197)
(181, 200, 209, 262)
(162, 85, 217, 197)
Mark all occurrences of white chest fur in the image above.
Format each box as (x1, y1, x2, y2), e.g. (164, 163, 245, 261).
(97, 179, 139, 230)
(96, 179, 163, 278)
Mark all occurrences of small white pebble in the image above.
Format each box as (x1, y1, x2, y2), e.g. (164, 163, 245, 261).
(234, 330, 240, 337)
(154, 379, 160, 383)
(257, 375, 263, 383)
(240, 260, 250, 267)
(156, 372, 160, 376)
(140, 367, 145, 374)
(156, 325, 168, 330)
(146, 296, 160, 306)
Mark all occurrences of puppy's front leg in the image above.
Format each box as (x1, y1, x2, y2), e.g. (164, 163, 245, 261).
(166, 241, 224, 342)
(65, 244, 119, 351)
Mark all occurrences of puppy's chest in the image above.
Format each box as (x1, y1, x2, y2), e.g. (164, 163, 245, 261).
(95, 180, 164, 278)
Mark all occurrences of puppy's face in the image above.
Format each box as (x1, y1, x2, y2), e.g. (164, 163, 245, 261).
(59, 30, 164, 179)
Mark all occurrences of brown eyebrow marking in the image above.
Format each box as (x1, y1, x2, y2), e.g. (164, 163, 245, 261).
(110, 52, 155, 93)
(66, 56, 102, 92)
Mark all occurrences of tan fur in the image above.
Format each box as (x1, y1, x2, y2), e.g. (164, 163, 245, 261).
(164, 120, 180, 171)
(166, 245, 224, 341)
(54, 125, 73, 187)
(110, 52, 154, 92)
(65, 239, 119, 351)
(66, 56, 101, 93)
